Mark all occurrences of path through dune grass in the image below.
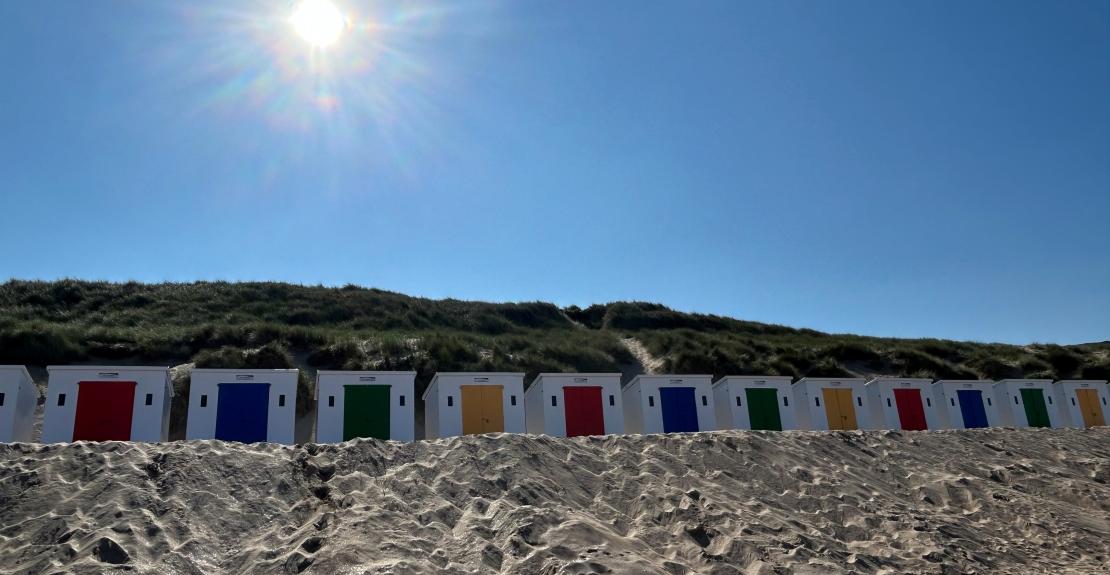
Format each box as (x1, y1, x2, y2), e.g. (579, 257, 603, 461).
(1, 428, 1108, 574)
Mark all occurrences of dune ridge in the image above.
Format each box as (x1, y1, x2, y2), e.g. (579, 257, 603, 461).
(1, 428, 1108, 574)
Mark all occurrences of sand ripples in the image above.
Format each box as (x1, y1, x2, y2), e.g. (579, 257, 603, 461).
(0, 428, 1108, 574)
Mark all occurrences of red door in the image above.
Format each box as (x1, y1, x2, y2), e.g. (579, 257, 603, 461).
(893, 388, 928, 431)
(563, 386, 605, 437)
(72, 381, 137, 441)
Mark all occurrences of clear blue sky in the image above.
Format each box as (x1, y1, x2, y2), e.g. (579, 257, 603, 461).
(2, 1, 1107, 345)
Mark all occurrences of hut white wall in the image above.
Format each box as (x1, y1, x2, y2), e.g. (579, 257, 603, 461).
(185, 369, 298, 443)
(1053, 380, 1109, 428)
(315, 371, 416, 442)
(524, 381, 544, 434)
(712, 376, 796, 431)
(712, 384, 729, 430)
(791, 378, 869, 431)
(524, 373, 623, 437)
(864, 378, 940, 430)
(425, 384, 440, 439)
(0, 366, 36, 442)
(622, 380, 644, 434)
(420, 373, 526, 438)
(621, 375, 715, 434)
(931, 380, 1001, 429)
(993, 380, 1059, 428)
(41, 366, 172, 443)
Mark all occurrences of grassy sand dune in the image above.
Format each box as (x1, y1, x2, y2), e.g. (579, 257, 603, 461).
(3, 281, 1108, 387)
(1, 428, 1108, 574)
(4, 280, 1109, 439)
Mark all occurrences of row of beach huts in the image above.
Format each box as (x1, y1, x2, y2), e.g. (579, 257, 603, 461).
(0, 365, 1106, 443)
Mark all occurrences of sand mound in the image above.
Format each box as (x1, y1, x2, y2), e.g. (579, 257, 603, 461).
(1, 428, 1108, 574)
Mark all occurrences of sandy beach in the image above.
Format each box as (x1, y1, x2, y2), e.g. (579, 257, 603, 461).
(1, 428, 1107, 574)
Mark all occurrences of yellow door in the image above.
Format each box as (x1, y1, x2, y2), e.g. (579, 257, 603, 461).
(822, 389, 843, 430)
(839, 390, 859, 430)
(481, 386, 505, 433)
(823, 388, 857, 430)
(461, 386, 485, 435)
(461, 385, 504, 434)
(1076, 389, 1106, 428)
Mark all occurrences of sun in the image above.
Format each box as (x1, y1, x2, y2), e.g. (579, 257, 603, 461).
(290, 0, 347, 48)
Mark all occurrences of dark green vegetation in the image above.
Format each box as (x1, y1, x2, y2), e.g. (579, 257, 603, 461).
(2, 280, 1108, 433)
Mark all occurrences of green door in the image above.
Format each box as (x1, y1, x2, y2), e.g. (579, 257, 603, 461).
(343, 385, 391, 440)
(1019, 389, 1051, 428)
(745, 388, 782, 431)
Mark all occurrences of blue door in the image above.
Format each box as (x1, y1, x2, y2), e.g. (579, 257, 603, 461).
(956, 389, 989, 429)
(660, 387, 699, 433)
(215, 383, 270, 443)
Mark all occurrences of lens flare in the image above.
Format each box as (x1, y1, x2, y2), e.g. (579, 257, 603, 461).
(290, 0, 346, 47)
(156, 0, 482, 188)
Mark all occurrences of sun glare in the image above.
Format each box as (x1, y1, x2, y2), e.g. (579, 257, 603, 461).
(291, 0, 347, 48)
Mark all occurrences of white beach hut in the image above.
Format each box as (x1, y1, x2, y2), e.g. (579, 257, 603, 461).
(993, 379, 1059, 428)
(864, 378, 940, 431)
(623, 375, 716, 434)
(0, 366, 36, 443)
(932, 380, 1001, 429)
(792, 377, 869, 431)
(423, 372, 526, 438)
(186, 369, 298, 444)
(1053, 380, 1108, 428)
(524, 373, 623, 437)
(315, 371, 415, 442)
(41, 366, 172, 443)
(712, 375, 796, 431)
